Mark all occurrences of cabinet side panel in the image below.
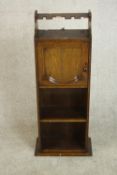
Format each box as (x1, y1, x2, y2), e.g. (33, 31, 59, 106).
(85, 39, 92, 150)
(34, 40, 42, 152)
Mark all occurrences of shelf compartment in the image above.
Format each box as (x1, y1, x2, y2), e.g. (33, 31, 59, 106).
(39, 88, 88, 119)
(40, 106, 86, 119)
(35, 137, 92, 156)
(40, 123, 86, 151)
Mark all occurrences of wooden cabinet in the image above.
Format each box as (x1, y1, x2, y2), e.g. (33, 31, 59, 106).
(34, 11, 92, 156)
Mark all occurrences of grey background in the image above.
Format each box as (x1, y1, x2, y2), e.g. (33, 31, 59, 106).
(0, 0, 117, 174)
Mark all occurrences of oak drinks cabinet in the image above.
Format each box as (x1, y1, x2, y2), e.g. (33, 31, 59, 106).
(34, 11, 92, 156)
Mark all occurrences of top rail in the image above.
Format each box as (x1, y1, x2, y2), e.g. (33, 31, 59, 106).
(34, 10, 92, 38)
(35, 12, 90, 20)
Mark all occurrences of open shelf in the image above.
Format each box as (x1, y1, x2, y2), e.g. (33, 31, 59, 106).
(40, 123, 86, 151)
(39, 88, 88, 120)
(40, 117, 87, 123)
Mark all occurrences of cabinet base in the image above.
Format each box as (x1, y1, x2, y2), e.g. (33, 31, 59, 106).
(35, 137, 92, 156)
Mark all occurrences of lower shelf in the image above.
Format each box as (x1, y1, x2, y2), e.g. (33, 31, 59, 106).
(40, 88, 87, 119)
(35, 137, 92, 156)
(40, 117, 87, 123)
(35, 122, 92, 156)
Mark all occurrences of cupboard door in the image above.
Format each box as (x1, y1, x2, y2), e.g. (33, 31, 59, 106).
(37, 41, 88, 86)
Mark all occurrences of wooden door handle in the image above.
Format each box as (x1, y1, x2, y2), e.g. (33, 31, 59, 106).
(48, 75, 80, 84)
